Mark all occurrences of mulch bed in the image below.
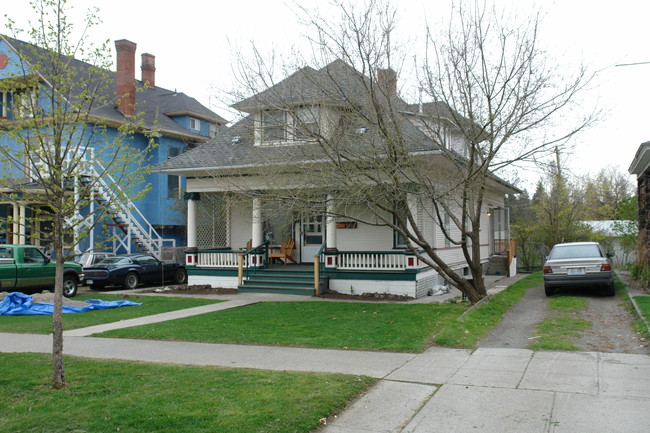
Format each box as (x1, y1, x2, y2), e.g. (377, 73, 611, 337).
(150, 285, 412, 301)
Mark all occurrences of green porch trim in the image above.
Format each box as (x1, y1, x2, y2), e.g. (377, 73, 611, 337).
(188, 268, 239, 277)
(322, 269, 420, 281)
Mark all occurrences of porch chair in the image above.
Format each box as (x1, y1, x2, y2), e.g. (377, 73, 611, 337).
(269, 238, 297, 265)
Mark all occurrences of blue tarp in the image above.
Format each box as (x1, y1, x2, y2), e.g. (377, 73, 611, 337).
(0, 292, 142, 316)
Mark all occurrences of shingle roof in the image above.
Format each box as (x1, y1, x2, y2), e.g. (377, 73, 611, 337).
(154, 60, 443, 174)
(1, 35, 226, 140)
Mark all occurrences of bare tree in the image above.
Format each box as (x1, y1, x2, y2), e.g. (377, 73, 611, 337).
(223, 0, 596, 303)
(0, 0, 150, 388)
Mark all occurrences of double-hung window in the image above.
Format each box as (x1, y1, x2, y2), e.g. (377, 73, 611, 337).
(293, 106, 319, 140)
(14, 87, 37, 119)
(262, 110, 287, 142)
(167, 147, 182, 199)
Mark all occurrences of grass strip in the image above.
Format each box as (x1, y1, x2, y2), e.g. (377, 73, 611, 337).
(0, 353, 375, 433)
(527, 291, 591, 351)
(0, 294, 222, 334)
(432, 272, 543, 348)
(631, 296, 650, 341)
(96, 300, 468, 352)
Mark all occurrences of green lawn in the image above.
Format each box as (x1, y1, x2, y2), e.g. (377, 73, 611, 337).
(96, 274, 544, 352)
(0, 353, 375, 433)
(0, 294, 221, 334)
(96, 300, 468, 352)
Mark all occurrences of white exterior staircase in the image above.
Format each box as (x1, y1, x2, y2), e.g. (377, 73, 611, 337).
(70, 154, 175, 259)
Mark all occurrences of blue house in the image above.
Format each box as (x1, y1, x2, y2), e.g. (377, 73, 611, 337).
(0, 36, 226, 258)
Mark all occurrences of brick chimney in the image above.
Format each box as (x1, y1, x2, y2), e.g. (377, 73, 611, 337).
(377, 68, 397, 96)
(115, 39, 137, 116)
(141, 53, 155, 88)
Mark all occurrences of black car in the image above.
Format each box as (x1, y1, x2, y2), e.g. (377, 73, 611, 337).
(83, 254, 187, 290)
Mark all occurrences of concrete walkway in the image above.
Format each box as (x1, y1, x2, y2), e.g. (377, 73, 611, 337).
(2, 273, 649, 432)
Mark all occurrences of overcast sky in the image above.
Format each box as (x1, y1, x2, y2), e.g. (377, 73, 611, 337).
(3, 0, 649, 191)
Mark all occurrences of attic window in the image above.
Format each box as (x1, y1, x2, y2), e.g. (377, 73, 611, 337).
(189, 117, 200, 131)
(262, 110, 287, 142)
(293, 106, 320, 140)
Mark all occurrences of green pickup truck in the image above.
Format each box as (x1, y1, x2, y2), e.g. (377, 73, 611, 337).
(0, 244, 84, 297)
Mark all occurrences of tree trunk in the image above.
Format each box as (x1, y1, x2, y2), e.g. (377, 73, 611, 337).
(51, 226, 65, 389)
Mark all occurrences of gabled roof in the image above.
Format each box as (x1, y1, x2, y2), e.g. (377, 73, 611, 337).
(153, 59, 520, 194)
(233, 59, 406, 112)
(0, 35, 227, 141)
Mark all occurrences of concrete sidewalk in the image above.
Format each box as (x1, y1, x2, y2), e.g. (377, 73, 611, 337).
(2, 333, 649, 432)
(2, 273, 649, 432)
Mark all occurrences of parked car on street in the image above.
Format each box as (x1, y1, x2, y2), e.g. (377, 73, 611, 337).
(543, 242, 614, 296)
(0, 244, 83, 297)
(82, 254, 187, 290)
(72, 251, 116, 269)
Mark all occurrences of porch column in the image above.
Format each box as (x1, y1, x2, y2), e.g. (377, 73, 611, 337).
(252, 197, 263, 247)
(251, 197, 264, 267)
(11, 203, 19, 244)
(18, 204, 26, 244)
(184, 192, 200, 267)
(187, 198, 198, 248)
(326, 194, 337, 250)
(324, 194, 337, 269)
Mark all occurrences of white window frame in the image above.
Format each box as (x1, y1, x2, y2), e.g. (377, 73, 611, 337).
(189, 117, 200, 131)
(209, 122, 218, 138)
(167, 147, 182, 199)
(261, 110, 287, 143)
(0, 91, 9, 118)
(292, 106, 320, 140)
(14, 87, 37, 119)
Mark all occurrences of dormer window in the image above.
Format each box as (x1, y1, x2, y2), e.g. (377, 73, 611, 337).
(293, 106, 319, 140)
(209, 122, 218, 138)
(258, 106, 320, 145)
(189, 117, 201, 131)
(262, 110, 287, 142)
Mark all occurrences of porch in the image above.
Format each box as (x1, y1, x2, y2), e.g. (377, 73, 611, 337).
(182, 192, 515, 298)
(185, 246, 448, 298)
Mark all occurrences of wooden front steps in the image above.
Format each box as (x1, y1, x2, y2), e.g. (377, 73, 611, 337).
(238, 265, 326, 296)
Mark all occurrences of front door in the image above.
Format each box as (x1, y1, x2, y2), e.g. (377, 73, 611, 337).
(300, 215, 323, 263)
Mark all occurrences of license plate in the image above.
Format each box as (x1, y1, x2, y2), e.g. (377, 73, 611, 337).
(567, 268, 585, 276)
(86, 279, 93, 284)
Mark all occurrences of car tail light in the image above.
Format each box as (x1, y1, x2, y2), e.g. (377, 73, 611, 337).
(543, 266, 552, 274)
(601, 264, 611, 272)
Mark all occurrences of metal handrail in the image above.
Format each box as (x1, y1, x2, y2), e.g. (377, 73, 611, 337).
(242, 240, 269, 281)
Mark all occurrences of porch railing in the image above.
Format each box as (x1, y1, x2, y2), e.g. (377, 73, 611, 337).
(194, 248, 426, 272)
(336, 251, 426, 271)
(197, 249, 240, 267)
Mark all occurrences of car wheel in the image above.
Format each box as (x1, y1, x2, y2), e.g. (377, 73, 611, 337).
(123, 272, 139, 290)
(173, 268, 188, 284)
(63, 275, 78, 298)
(604, 283, 615, 297)
(89, 284, 105, 291)
(544, 285, 555, 297)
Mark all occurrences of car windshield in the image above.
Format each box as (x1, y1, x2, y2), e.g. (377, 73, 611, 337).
(97, 257, 132, 265)
(549, 244, 601, 260)
(73, 253, 91, 264)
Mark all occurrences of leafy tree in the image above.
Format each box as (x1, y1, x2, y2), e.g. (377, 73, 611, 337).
(580, 166, 634, 220)
(230, 0, 596, 303)
(0, 0, 150, 388)
(532, 153, 591, 248)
